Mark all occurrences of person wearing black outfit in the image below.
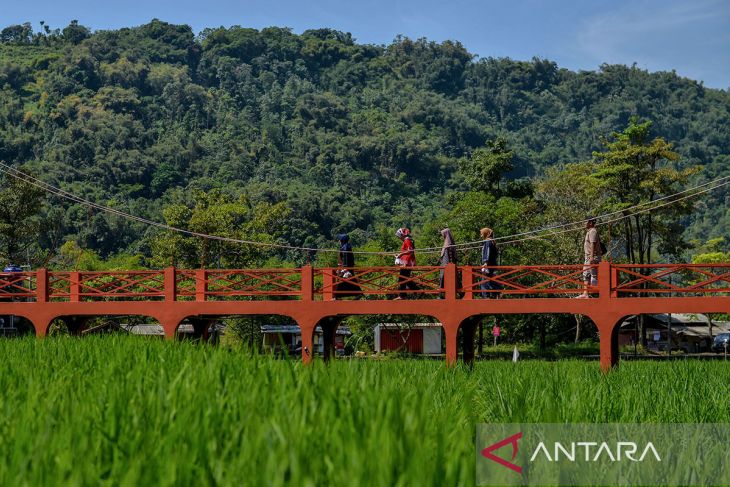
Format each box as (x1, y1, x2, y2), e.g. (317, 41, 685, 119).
(336, 234, 360, 298)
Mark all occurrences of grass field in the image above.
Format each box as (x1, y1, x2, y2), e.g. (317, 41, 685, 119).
(0, 336, 727, 486)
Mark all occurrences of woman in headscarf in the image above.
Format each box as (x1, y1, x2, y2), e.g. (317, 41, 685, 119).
(480, 227, 500, 298)
(394, 227, 417, 299)
(336, 234, 360, 298)
(438, 228, 457, 291)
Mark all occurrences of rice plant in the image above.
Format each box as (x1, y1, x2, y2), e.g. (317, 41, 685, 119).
(0, 336, 726, 486)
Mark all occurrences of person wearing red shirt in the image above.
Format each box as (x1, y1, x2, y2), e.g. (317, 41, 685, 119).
(395, 227, 417, 299)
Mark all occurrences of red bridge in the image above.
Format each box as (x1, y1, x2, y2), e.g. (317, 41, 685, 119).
(0, 262, 728, 370)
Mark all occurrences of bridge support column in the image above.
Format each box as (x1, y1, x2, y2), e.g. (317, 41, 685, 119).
(189, 317, 213, 342)
(594, 315, 621, 372)
(461, 318, 477, 366)
(158, 317, 181, 340)
(299, 321, 315, 365)
(320, 317, 342, 363)
(444, 323, 459, 366)
(32, 316, 53, 338)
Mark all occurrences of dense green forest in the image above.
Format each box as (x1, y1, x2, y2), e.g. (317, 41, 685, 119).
(0, 19, 728, 268)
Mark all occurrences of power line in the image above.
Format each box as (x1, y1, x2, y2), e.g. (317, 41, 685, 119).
(0, 161, 726, 256)
(440, 175, 730, 251)
(455, 177, 730, 251)
(0, 162, 364, 254)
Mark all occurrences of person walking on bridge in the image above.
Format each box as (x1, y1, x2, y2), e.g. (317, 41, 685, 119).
(438, 228, 457, 292)
(577, 217, 603, 298)
(395, 228, 417, 299)
(480, 228, 500, 298)
(336, 234, 360, 298)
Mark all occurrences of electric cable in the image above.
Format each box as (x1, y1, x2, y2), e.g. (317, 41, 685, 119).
(0, 161, 726, 256)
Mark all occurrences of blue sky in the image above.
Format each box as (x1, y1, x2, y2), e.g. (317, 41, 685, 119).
(4, 0, 729, 88)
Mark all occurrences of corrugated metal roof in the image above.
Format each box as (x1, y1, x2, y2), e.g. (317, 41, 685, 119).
(376, 323, 443, 329)
(260, 324, 352, 335)
(621, 314, 729, 329)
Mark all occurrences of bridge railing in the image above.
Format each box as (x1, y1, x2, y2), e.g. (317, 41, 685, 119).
(176, 268, 303, 301)
(612, 263, 730, 297)
(0, 263, 728, 303)
(459, 265, 596, 298)
(315, 266, 442, 300)
(48, 271, 167, 301)
(0, 272, 36, 300)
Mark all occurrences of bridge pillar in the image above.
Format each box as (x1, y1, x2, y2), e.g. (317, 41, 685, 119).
(320, 317, 342, 362)
(29, 315, 53, 338)
(158, 317, 181, 339)
(461, 317, 477, 366)
(444, 324, 459, 365)
(594, 315, 621, 372)
(299, 321, 315, 365)
(189, 317, 213, 342)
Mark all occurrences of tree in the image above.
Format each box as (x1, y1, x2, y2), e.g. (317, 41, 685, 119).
(536, 162, 607, 343)
(592, 118, 699, 265)
(149, 190, 291, 268)
(0, 23, 32, 44)
(51, 240, 145, 271)
(1, 20, 729, 273)
(61, 20, 89, 45)
(691, 237, 730, 339)
(458, 136, 514, 193)
(0, 170, 45, 264)
(535, 161, 606, 264)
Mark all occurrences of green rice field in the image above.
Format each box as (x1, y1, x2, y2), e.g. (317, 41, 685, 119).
(0, 336, 727, 485)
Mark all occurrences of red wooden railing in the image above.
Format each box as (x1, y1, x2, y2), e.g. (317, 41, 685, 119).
(315, 266, 442, 300)
(0, 263, 727, 303)
(612, 263, 730, 296)
(459, 265, 596, 298)
(176, 268, 303, 301)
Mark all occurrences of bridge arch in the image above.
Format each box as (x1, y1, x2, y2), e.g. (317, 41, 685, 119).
(295, 313, 445, 363)
(168, 313, 304, 351)
(41, 314, 163, 337)
(451, 313, 600, 365)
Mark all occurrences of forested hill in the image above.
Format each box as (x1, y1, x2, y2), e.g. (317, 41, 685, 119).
(0, 19, 728, 261)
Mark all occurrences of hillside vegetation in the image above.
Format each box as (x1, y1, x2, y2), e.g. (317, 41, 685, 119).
(0, 19, 728, 264)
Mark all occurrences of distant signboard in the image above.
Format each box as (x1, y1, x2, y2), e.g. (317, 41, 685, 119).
(493, 326, 500, 337)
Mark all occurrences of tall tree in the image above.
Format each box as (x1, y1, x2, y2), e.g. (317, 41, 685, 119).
(458, 136, 514, 194)
(150, 190, 290, 268)
(591, 118, 699, 265)
(691, 237, 730, 340)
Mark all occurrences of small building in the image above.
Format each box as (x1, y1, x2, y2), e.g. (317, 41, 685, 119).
(374, 323, 443, 355)
(260, 324, 352, 356)
(619, 314, 730, 353)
